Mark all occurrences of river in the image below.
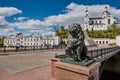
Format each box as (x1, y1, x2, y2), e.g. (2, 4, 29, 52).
(100, 71, 120, 80)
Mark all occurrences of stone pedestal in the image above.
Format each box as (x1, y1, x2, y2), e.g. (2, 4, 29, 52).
(51, 58, 101, 80)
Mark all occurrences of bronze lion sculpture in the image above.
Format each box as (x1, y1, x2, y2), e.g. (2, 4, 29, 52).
(65, 23, 89, 61)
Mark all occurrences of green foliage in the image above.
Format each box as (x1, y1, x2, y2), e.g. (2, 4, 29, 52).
(54, 25, 68, 38)
(87, 24, 120, 39)
(60, 25, 65, 32)
(0, 38, 4, 47)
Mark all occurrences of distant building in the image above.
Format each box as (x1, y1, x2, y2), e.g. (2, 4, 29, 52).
(84, 6, 117, 30)
(93, 38, 115, 46)
(4, 33, 61, 47)
(116, 36, 120, 46)
(62, 38, 68, 44)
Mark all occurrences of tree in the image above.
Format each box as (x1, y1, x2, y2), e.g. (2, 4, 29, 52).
(0, 38, 4, 47)
(87, 24, 120, 39)
(54, 25, 68, 38)
(60, 25, 65, 32)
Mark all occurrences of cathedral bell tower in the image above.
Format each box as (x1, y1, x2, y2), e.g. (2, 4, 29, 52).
(102, 6, 112, 26)
(102, 6, 111, 18)
(84, 7, 89, 30)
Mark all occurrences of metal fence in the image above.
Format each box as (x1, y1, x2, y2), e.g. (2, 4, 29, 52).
(87, 46, 120, 59)
(55, 46, 120, 59)
(3, 45, 66, 52)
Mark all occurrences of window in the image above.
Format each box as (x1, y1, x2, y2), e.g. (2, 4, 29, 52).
(103, 41, 105, 44)
(108, 19, 111, 24)
(114, 21, 116, 24)
(16, 43, 20, 45)
(91, 21, 94, 24)
(96, 41, 98, 44)
(17, 39, 20, 41)
(86, 25, 88, 28)
(99, 41, 101, 44)
(86, 14, 88, 16)
(37, 38, 39, 41)
(106, 41, 108, 44)
(99, 21, 101, 24)
(96, 21, 97, 24)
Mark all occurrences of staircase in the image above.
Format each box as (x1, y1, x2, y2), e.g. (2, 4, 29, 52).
(83, 30, 97, 47)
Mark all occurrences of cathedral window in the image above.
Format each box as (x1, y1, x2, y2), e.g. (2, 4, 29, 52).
(106, 41, 108, 44)
(103, 41, 105, 44)
(96, 41, 98, 44)
(114, 21, 116, 24)
(91, 21, 94, 24)
(96, 21, 97, 24)
(108, 19, 111, 24)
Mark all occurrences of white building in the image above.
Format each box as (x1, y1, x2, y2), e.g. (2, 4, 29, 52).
(4, 33, 61, 47)
(116, 36, 120, 46)
(84, 6, 117, 30)
(4, 35, 16, 46)
(93, 38, 115, 46)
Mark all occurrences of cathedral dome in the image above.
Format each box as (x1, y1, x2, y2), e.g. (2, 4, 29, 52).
(103, 10, 111, 15)
(102, 6, 111, 16)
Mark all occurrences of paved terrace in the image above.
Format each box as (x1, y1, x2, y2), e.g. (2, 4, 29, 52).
(0, 46, 110, 80)
(0, 49, 65, 80)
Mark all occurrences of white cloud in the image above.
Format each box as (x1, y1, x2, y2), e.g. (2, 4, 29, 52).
(12, 3, 120, 34)
(11, 19, 42, 29)
(0, 7, 22, 17)
(0, 7, 22, 35)
(14, 17, 29, 21)
(1, 3, 120, 35)
(0, 27, 15, 35)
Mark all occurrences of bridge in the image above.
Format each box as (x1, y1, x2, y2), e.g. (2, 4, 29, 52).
(51, 46, 120, 80)
(88, 46, 120, 62)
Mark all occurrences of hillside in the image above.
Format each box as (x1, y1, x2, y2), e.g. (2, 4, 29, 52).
(87, 24, 120, 39)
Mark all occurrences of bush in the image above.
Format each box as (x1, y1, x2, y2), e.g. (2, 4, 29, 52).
(87, 24, 120, 39)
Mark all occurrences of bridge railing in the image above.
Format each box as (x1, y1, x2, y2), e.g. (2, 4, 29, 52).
(3, 45, 65, 52)
(54, 46, 120, 60)
(87, 46, 120, 59)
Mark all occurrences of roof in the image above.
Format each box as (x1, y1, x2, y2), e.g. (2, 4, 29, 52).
(102, 11, 111, 15)
(89, 17, 103, 20)
(89, 23, 105, 25)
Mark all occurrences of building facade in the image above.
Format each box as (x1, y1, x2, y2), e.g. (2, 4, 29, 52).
(4, 33, 61, 47)
(116, 36, 120, 46)
(93, 38, 116, 46)
(84, 6, 117, 30)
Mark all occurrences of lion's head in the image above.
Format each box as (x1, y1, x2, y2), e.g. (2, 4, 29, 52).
(68, 23, 82, 37)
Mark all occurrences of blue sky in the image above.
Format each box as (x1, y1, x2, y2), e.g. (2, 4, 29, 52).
(0, 0, 120, 35)
(2, 0, 120, 21)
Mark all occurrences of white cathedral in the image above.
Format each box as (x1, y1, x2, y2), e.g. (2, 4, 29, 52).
(84, 6, 117, 31)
